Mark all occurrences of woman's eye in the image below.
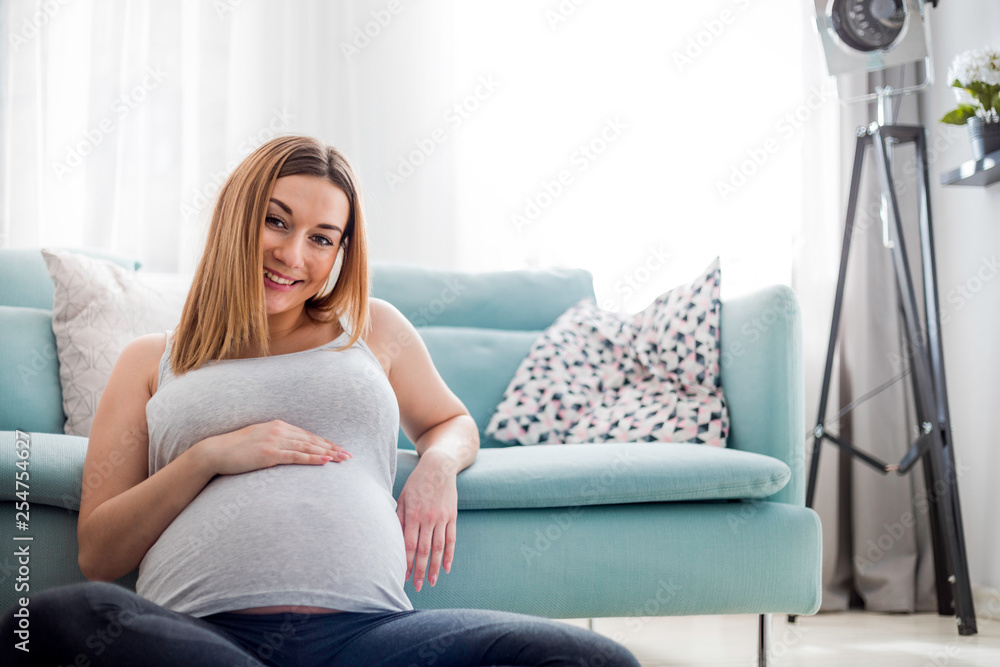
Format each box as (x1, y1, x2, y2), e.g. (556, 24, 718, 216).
(266, 216, 333, 247)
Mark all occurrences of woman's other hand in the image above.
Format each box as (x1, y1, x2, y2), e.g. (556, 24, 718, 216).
(196, 419, 352, 476)
(396, 450, 458, 592)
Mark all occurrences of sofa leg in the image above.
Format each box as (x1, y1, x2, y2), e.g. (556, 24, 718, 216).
(757, 613, 772, 666)
(587, 618, 594, 631)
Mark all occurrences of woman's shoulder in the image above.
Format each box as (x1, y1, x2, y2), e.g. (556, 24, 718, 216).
(364, 297, 409, 344)
(363, 298, 421, 378)
(119, 332, 169, 397)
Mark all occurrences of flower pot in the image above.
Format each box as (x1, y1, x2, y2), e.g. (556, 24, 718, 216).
(967, 117, 1000, 161)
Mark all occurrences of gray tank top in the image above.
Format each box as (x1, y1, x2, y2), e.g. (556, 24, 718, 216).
(135, 317, 413, 617)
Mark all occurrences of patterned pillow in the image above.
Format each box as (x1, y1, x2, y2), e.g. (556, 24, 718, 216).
(41, 249, 190, 437)
(485, 258, 727, 446)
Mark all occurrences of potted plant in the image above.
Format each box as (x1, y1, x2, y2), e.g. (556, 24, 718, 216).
(939, 45, 1000, 161)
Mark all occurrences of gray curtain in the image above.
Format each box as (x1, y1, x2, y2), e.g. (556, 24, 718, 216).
(814, 67, 939, 613)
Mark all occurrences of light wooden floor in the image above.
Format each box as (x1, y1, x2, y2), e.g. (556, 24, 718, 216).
(559, 611, 1000, 666)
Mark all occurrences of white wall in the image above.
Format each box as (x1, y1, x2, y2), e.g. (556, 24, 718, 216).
(917, 1, 1000, 591)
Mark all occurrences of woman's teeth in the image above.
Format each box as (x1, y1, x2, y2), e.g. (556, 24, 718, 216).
(264, 269, 298, 286)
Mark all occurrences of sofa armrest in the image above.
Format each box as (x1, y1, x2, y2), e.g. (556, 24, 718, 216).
(719, 285, 805, 506)
(0, 431, 88, 512)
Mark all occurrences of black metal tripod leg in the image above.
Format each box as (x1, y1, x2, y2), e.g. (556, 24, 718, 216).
(876, 126, 977, 634)
(918, 431, 954, 616)
(898, 133, 955, 620)
(946, 453, 978, 634)
(806, 133, 870, 510)
(873, 127, 959, 608)
(870, 129, 938, 433)
(913, 129, 978, 635)
(926, 426, 978, 633)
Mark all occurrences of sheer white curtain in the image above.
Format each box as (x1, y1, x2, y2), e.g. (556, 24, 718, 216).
(0, 0, 457, 274)
(3, 0, 825, 304)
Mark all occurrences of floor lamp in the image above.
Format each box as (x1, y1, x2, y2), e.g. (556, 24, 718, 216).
(802, 0, 976, 636)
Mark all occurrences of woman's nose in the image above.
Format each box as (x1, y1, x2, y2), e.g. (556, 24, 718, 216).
(273, 236, 305, 269)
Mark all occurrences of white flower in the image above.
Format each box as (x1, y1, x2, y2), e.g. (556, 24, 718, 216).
(948, 45, 1000, 87)
(942, 45, 1000, 125)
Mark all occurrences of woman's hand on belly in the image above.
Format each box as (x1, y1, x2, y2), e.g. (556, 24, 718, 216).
(197, 419, 352, 476)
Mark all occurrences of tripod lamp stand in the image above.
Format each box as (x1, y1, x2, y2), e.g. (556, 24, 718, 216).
(805, 0, 976, 636)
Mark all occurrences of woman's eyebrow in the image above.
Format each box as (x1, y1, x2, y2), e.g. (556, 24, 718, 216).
(269, 197, 343, 233)
(270, 197, 294, 216)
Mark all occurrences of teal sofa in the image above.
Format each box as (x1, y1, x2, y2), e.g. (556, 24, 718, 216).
(0, 248, 821, 665)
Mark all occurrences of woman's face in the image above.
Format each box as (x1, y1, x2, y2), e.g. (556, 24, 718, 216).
(261, 174, 349, 316)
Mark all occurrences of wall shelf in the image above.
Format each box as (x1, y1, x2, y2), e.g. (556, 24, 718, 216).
(940, 148, 1000, 187)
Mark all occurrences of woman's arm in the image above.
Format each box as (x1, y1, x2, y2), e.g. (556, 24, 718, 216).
(368, 298, 480, 592)
(367, 299, 480, 466)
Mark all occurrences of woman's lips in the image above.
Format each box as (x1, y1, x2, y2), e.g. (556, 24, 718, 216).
(264, 270, 301, 292)
(264, 267, 300, 282)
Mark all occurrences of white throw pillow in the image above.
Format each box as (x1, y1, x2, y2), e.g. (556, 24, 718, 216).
(41, 249, 190, 437)
(485, 257, 728, 447)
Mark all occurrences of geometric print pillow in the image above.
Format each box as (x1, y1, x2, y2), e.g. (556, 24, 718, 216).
(485, 257, 728, 447)
(41, 248, 190, 437)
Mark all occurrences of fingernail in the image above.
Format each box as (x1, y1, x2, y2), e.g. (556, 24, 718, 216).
(429, 574, 437, 586)
(415, 580, 422, 592)
(321, 456, 333, 463)
(444, 561, 451, 573)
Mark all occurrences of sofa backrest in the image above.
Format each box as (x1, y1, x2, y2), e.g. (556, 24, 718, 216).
(0, 247, 141, 310)
(370, 262, 596, 449)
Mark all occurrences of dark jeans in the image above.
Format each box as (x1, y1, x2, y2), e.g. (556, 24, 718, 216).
(1, 581, 641, 666)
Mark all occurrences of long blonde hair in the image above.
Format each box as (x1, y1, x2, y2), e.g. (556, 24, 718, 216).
(170, 135, 370, 376)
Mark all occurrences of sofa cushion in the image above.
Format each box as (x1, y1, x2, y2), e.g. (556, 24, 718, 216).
(393, 442, 790, 509)
(0, 307, 66, 434)
(486, 257, 728, 448)
(41, 249, 189, 437)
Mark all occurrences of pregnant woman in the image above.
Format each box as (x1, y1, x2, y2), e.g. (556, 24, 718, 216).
(1, 135, 640, 667)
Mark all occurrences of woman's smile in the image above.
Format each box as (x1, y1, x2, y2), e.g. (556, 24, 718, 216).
(264, 267, 303, 291)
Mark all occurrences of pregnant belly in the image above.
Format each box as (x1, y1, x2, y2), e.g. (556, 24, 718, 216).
(139, 467, 409, 615)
